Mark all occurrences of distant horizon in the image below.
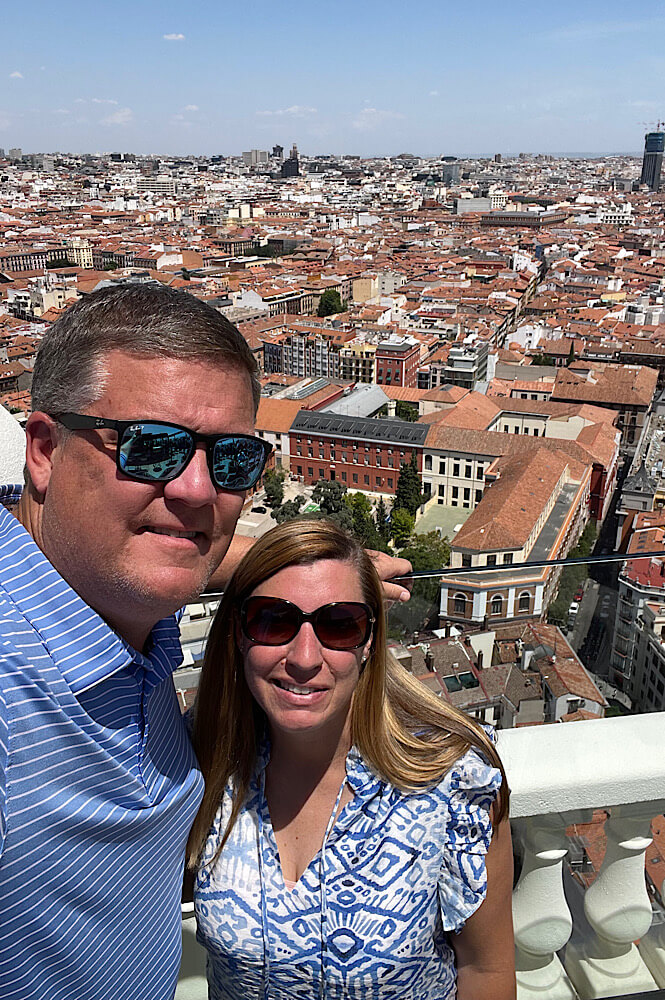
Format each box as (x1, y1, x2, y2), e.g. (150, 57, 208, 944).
(3, 148, 646, 161)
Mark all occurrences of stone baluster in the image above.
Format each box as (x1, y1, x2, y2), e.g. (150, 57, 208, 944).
(512, 814, 579, 999)
(564, 804, 664, 999)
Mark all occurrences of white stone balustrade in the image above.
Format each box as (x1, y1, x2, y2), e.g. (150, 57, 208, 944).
(498, 713, 665, 1000)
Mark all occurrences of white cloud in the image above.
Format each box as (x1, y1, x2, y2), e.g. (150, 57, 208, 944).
(54, 108, 70, 115)
(548, 17, 665, 41)
(163, 32, 185, 41)
(101, 106, 133, 126)
(9, 71, 23, 79)
(256, 105, 317, 118)
(92, 98, 118, 105)
(429, 90, 439, 97)
(183, 104, 199, 112)
(74, 98, 86, 104)
(352, 107, 404, 131)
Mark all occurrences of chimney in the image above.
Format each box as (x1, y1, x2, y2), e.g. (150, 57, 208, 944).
(387, 399, 396, 417)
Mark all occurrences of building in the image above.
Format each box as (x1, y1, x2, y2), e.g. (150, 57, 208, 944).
(288, 411, 427, 492)
(438, 448, 591, 627)
(441, 338, 490, 390)
(610, 512, 665, 699)
(374, 335, 420, 388)
(551, 363, 658, 451)
(242, 150, 269, 167)
(640, 131, 664, 193)
(281, 144, 300, 179)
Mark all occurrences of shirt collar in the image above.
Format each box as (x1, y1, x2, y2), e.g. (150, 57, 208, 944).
(0, 496, 181, 695)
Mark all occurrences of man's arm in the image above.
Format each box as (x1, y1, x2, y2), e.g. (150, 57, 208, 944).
(451, 809, 516, 1000)
(206, 535, 413, 603)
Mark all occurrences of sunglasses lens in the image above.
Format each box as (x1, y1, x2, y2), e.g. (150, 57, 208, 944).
(243, 597, 298, 645)
(212, 437, 268, 490)
(241, 598, 372, 650)
(119, 423, 192, 481)
(316, 603, 372, 650)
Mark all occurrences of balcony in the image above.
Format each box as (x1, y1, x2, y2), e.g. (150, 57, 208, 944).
(501, 713, 665, 1000)
(176, 714, 665, 1000)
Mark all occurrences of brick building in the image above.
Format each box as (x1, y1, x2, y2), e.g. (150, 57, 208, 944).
(289, 411, 427, 492)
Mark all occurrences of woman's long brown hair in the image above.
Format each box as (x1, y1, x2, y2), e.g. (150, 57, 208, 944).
(187, 518, 509, 868)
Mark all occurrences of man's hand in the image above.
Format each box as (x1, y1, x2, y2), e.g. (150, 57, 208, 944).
(367, 549, 413, 604)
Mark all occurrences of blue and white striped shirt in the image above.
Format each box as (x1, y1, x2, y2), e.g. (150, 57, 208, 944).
(0, 485, 204, 1000)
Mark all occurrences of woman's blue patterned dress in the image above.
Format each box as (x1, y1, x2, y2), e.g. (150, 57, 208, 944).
(195, 740, 501, 1000)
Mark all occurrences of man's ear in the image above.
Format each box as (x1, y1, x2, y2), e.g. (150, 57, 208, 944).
(24, 412, 60, 496)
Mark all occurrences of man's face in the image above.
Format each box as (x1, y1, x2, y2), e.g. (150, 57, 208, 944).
(37, 350, 256, 647)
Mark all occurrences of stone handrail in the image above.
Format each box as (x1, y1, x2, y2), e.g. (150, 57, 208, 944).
(498, 713, 665, 999)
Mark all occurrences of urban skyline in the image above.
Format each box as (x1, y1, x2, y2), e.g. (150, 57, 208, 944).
(3, 0, 665, 157)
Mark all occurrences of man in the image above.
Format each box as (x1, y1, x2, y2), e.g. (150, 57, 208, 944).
(0, 283, 411, 1000)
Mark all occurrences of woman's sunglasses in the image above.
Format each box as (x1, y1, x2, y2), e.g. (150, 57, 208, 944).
(240, 596, 374, 651)
(53, 413, 272, 491)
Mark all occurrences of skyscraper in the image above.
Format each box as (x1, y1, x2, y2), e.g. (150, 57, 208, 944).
(640, 131, 664, 192)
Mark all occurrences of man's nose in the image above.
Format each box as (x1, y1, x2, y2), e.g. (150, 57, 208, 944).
(163, 445, 218, 505)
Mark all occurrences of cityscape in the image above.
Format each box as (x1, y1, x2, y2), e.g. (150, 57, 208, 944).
(2, 1, 665, 994)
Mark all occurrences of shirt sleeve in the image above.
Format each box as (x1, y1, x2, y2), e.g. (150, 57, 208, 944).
(437, 739, 503, 933)
(0, 678, 9, 858)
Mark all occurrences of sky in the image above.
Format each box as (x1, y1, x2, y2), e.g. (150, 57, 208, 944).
(2, 0, 664, 158)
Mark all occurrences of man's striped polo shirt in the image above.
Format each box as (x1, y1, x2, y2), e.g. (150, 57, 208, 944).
(0, 486, 204, 1000)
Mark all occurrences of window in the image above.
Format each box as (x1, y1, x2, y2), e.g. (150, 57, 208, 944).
(296, 445, 302, 456)
(439, 459, 446, 475)
(438, 485, 445, 497)
(514, 427, 520, 434)
(518, 592, 530, 612)
(454, 593, 467, 614)
(475, 489, 483, 503)
(364, 475, 370, 485)
(425, 455, 432, 470)
(490, 595, 503, 616)
(296, 465, 302, 475)
(352, 473, 358, 483)
(463, 488, 470, 501)
(388, 457, 394, 468)
(503, 425, 509, 433)
(462, 554, 472, 568)
(387, 477, 393, 488)
(308, 448, 313, 457)
(503, 553, 513, 565)
(318, 468, 324, 479)
(533, 428, 539, 437)
(452, 486, 459, 499)
(342, 452, 347, 462)
(487, 554, 496, 567)
(342, 471, 347, 482)
(453, 462, 460, 477)
(330, 449, 336, 460)
(465, 465, 472, 478)
(308, 467, 313, 476)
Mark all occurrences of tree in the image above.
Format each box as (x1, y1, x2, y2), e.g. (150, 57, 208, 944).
(398, 532, 451, 603)
(273, 496, 305, 524)
(312, 478, 347, 515)
(346, 493, 387, 551)
(374, 496, 391, 543)
(391, 508, 414, 548)
(394, 455, 423, 517)
(263, 469, 284, 508)
(317, 289, 343, 317)
(181, 267, 191, 281)
(395, 400, 419, 422)
(566, 341, 575, 366)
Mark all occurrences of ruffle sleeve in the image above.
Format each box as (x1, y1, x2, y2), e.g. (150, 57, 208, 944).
(437, 734, 503, 933)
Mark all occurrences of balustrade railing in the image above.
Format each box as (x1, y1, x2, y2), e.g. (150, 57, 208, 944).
(500, 714, 665, 999)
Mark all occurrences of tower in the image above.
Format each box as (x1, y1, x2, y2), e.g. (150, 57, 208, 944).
(640, 131, 664, 192)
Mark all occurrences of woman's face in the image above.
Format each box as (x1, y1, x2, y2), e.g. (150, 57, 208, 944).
(239, 559, 373, 742)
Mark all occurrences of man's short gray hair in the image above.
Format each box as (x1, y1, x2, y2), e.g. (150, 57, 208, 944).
(31, 282, 261, 415)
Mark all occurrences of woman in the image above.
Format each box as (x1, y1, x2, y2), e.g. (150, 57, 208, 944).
(189, 518, 515, 1000)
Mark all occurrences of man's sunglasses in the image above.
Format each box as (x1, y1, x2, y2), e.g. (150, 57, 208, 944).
(240, 596, 374, 651)
(53, 413, 272, 491)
